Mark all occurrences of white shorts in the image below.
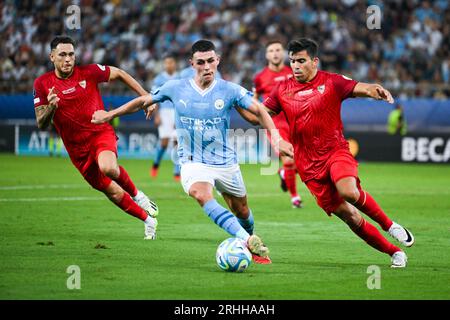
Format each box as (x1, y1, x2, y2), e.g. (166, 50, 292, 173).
(180, 162, 247, 198)
(158, 108, 176, 139)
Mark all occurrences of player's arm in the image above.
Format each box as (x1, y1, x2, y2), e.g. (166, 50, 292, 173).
(108, 66, 148, 96)
(35, 87, 59, 130)
(353, 82, 394, 104)
(246, 99, 293, 158)
(91, 94, 157, 124)
(235, 106, 260, 125)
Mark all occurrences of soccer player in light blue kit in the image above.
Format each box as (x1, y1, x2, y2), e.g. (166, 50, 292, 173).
(92, 40, 293, 263)
(150, 54, 181, 181)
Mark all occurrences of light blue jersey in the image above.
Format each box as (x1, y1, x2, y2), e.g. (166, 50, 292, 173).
(152, 78, 253, 167)
(179, 66, 222, 79)
(151, 71, 179, 109)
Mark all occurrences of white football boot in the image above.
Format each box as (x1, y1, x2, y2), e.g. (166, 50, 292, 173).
(391, 251, 407, 268)
(144, 217, 158, 240)
(133, 190, 159, 217)
(388, 222, 414, 247)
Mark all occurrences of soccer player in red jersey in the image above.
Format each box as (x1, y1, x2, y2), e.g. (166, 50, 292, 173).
(263, 38, 414, 268)
(253, 40, 303, 209)
(33, 36, 159, 240)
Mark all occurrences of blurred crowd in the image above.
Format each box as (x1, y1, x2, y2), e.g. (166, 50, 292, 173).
(1, 0, 449, 98)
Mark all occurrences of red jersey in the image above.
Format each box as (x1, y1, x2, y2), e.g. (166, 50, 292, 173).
(33, 64, 113, 151)
(254, 65, 293, 141)
(264, 70, 358, 182)
(253, 65, 293, 100)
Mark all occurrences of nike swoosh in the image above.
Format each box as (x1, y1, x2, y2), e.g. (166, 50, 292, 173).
(404, 228, 413, 244)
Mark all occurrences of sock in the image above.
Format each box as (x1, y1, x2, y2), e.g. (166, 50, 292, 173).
(114, 166, 138, 197)
(114, 192, 148, 221)
(353, 190, 393, 231)
(237, 210, 254, 235)
(284, 165, 298, 198)
(154, 144, 167, 167)
(203, 199, 250, 241)
(173, 163, 180, 176)
(351, 219, 400, 256)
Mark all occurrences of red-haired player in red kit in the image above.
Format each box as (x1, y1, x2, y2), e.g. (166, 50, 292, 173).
(253, 40, 303, 209)
(263, 38, 414, 268)
(33, 36, 158, 240)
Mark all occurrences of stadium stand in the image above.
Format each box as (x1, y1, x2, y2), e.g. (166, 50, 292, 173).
(0, 0, 449, 97)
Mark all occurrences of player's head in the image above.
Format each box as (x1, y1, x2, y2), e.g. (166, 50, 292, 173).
(265, 40, 285, 67)
(287, 38, 319, 83)
(190, 40, 220, 84)
(163, 53, 177, 75)
(50, 35, 76, 78)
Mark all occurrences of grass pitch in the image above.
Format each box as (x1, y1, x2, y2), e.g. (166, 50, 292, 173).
(0, 154, 449, 300)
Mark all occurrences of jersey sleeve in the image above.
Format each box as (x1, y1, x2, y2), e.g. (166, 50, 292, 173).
(262, 83, 282, 114)
(151, 80, 175, 104)
(332, 73, 358, 100)
(230, 83, 253, 110)
(33, 78, 48, 109)
(85, 64, 111, 84)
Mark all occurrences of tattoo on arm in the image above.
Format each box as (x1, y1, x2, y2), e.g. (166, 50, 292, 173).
(35, 105, 57, 129)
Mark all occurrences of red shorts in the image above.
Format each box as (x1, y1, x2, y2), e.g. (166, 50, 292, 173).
(67, 130, 118, 191)
(305, 150, 360, 216)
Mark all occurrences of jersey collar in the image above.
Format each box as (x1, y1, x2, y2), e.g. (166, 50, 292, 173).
(189, 79, 217, 97)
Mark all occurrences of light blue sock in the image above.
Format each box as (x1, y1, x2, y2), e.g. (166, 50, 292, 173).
(238, 210, 254, 235)
(173, 163, 180, 176)
(203, 199, 250, 241)
(154, 144, 167, 166)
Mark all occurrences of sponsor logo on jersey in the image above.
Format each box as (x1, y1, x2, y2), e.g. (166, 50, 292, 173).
(214, 99, 225, 110)
(297, 89, 313, 96)
(62, 87, 76, 94)
(79, 80, 86, 88)
(317, 84, 325, 94)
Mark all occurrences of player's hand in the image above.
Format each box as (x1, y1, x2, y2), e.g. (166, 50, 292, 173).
(276, 139, 294, 159)
(144, 104, 157, 120)
(47, 87, 60, 108)
(375, 85, 394, 104)
(91, 110, 111, 124)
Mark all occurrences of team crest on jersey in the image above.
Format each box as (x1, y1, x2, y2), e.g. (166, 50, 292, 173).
(79, 80, 86, 88)
(97, 64, 106, 71)
(317, 84, 325, 94)
(214, 99, 225, 110)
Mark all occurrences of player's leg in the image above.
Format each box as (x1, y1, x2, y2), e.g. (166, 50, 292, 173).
(214, 165, 270, 263)
(306, 178, 406, 267)
(172, 139, 181, 181)
(281, 155, 302, 208)
(221, 193, 254, 235)
(97, 149, 158, 217)
(188, 181, 251, 241)
(221, 192, 271, 264)
(181, 163, 252, 242)
(331, 158, 414, 247)
(83, 165, 157, 240)
(152, 137, 169, 177)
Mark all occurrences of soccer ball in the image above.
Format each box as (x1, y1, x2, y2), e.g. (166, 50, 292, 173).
(216, 238, 252, 272)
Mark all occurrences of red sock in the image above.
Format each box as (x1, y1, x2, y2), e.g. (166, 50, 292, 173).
(351, 219, 400, 256)
(115, 166, 138, 197)
(353, 190, 393, 231)
(284, 165, 298, 198)
(114, 192, 148, 221)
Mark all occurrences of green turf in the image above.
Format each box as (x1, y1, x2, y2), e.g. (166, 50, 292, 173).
(0, 154, 449, 300)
